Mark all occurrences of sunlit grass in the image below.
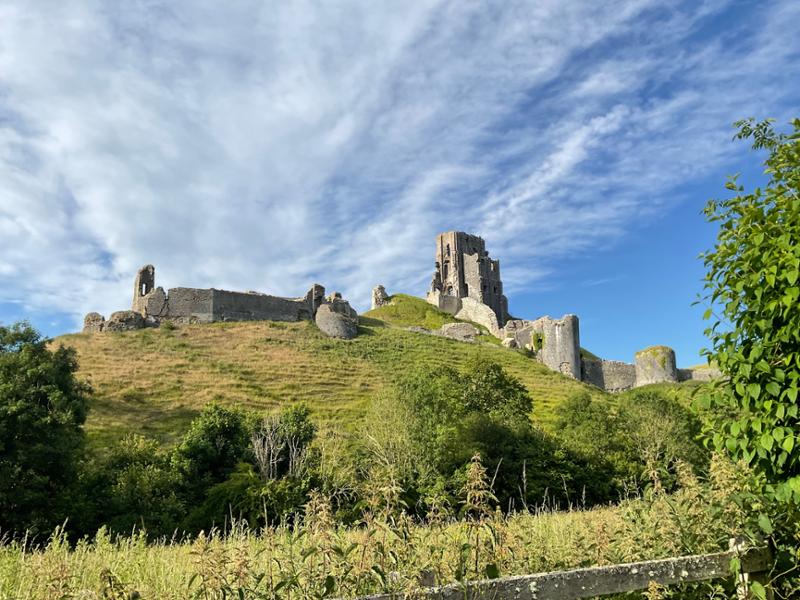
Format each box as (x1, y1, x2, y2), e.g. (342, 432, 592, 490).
(56, 311, 603, 449)
(0, 456, 749, 600)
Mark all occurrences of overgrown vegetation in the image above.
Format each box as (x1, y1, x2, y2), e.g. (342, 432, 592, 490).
(698, 117, 800, 597)
(0, 455, 761, 599)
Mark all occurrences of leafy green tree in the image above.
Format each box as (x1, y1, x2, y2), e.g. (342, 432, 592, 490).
(0, 322, 90, 535)
(617, 391, 705, 490)
(79, 435, 183, 537)
(555, 390, 704, 492)
(186, 405, 320, 530)
(172, 403, 253, 503)
(698, 118, 800, 598)
(698, 118, 800, 504)
(376, 357, 611, 512)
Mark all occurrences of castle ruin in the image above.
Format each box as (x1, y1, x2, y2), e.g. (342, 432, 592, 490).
(85, 265, 358, 338)
(422, 231, 718, 391)
(427, 231, 509, 335)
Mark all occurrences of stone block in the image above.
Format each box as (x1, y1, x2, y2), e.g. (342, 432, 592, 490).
(455, 297, 501, 336)
(104, 310, 145, 332)
(315, 304, 358, 339)
(83, 312, 105, 333)
(439, 322, 479, 342)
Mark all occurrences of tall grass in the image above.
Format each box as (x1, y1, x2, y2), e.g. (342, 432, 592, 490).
(0, 456, 752, 599)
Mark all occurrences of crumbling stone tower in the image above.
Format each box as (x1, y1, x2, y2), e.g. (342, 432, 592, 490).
(427, 231, 509, 327)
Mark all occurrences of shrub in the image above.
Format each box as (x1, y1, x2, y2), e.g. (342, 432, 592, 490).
(79, 435, 183, 538)
(0, 322, 90, 536)
(555, 389, 706, 493)
(172, 403, 253, 504)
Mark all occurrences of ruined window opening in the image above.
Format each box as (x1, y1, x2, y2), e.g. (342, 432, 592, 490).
(446, 285, 453, 295)
(141, 284, 148, 296)
(493, 286, 497, 293)
(446, 244, 451, 257)
(464, 283, 469, 296)
(482, 284, 487, 291)
(443, 263, 449, 280)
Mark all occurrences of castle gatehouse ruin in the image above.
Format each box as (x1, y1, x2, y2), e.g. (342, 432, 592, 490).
(84, 265, 358, 339)
(421, 231, 719, 391)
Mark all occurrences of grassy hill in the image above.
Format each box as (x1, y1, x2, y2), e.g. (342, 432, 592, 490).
(56, 295, 607, 448)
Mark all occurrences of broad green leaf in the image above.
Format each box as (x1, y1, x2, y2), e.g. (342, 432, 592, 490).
(757, 513, 773, 534)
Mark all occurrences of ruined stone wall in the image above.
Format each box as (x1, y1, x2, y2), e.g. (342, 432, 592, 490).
(462, 252, 506, 327)
(165, 288, 214, 323)
(531, 315, 581, 379)
(211, 289, 312, 322)
(678, 367, 722, 382)
(426, 290, 462, 316)
(110, 265, 336, 327)
(582, 358, 637, 392)
(634, 345, 678, 386)
(132, 264, 156, 314)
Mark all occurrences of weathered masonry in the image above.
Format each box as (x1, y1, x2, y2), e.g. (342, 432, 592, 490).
(422, 231, 719, 391)
(85, 265, 359, 339)
(427, 231, 509, 335)
(130, 264, 327, 324)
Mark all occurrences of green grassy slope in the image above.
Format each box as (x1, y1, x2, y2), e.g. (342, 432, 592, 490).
(56, 295, 605, 448)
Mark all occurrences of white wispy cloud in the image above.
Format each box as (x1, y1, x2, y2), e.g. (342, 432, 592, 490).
(0, 0, 798, 325)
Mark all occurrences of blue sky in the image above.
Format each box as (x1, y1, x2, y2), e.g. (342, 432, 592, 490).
(1, 0, 798, 367)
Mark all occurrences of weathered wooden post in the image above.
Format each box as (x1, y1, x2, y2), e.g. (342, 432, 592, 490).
(730, 537, 773, 600)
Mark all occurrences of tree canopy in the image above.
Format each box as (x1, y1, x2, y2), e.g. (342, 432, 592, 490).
(0, 322, 91, 534)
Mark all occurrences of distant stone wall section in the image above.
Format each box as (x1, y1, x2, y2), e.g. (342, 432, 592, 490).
(678, 366, 722, 382)
(164, 288, 213, 322)
(84, 266, 354, 338)
(582, 358, 637, 393)
(531, 315, 581, 379)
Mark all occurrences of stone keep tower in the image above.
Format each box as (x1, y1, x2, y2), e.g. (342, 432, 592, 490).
(427, 231, 509, 327)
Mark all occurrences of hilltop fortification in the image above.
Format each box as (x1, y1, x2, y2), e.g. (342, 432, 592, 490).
(421, 231, 718, 391)
(426, 231, 509, 335)
(84, 265, 358, 339)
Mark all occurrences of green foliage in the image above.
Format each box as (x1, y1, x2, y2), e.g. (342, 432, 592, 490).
(698, 118, 800, 502)
(186, 405, 320, 530)
(79, 435, 183, 538)
(365, 357, 611, 513)
(171, 403, 253, 503)
(698, 117, 800, 595)
(555, 390, 706, 492)
(0, 322, 90, 535)
(183, 463, 311, 531)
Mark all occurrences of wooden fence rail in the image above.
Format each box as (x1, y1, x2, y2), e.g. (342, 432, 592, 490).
(354, 543, 772, 600)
